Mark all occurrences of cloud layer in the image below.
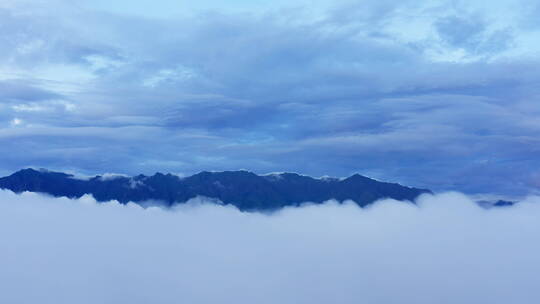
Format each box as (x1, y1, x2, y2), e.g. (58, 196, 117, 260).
(1, 190, 540, 304)
(1, 0, 540, 196)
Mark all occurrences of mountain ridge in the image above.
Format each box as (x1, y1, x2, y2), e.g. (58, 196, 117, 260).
(0, 168, 432, 211)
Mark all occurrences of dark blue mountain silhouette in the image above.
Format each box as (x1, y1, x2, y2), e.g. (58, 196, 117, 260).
(476, 199, 517, 208)
(0, 168, 431, 211)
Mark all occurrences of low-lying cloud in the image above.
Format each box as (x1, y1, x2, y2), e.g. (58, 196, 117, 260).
(1, 190, 539, 304)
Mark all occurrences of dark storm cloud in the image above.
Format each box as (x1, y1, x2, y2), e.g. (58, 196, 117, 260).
(0, 0, 539, 196)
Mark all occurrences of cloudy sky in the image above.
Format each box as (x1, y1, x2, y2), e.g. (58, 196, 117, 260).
(2, 0, 540, 197)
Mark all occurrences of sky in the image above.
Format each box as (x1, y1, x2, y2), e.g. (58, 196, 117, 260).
(1, 0, 540, 197)
(1, 190, 540, 303)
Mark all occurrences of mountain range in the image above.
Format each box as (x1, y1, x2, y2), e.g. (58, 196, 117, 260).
(0, 168, 431, 211)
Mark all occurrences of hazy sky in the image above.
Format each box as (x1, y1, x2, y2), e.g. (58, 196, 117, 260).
(1, 0, 540, 196)
(1, 190, 540, 303)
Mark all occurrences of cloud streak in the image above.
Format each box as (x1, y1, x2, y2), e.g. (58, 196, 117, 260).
(1, 190, 539, 303)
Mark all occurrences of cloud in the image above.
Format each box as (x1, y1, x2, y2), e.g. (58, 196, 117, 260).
(434, 14, 514, 55)
(0, 0, 539, 196)
(97, 173, 131, 181)
(0, 190, 539, 303)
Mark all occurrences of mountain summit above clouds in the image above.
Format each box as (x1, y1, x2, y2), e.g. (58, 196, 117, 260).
(0, 168, 431, 211)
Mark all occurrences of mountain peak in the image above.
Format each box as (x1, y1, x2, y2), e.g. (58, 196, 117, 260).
(0, 168, 431, 211)
(12, 168, 44, 175)
(12, 168, 72, 178)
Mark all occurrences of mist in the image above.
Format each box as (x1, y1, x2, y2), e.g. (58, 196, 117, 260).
(1, 190, 539, 304)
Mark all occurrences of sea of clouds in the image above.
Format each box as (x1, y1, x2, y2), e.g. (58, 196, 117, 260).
(1, 190, 539, 304)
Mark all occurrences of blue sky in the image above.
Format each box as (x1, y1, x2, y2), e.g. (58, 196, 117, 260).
(1, 0, 540, 197)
